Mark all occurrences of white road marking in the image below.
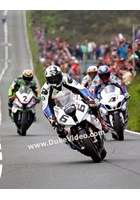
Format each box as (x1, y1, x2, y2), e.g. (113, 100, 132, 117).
(0, 165, 2, 178)
(0, 10, 8, 179)
(0, 96, 2, 125)
(0, 141, 2, 175)
(125, 129, 140, 135)
(0, 10, 8, 126)
(3, 10, 7, 16)
(0, 152, 2, 160)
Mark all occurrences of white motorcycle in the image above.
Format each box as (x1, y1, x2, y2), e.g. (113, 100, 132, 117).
(53, 91, 107, 163)
(12, 86, 37, 136)
(99, 85, 128, 141)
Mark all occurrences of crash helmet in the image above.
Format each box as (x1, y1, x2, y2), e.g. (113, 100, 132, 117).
(87, 65, 97, 73)
(22, 69, 34, 84)
(98, 65, 111, 82)
(45, 65, 63, 87)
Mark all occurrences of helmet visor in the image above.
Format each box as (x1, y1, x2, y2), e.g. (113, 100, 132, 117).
(47, 73, 62, 85)
(23, 76, 33, 82)
(99, 73, 110, 81)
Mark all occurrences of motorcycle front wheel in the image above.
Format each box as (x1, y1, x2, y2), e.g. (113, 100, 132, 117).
(20, 112, 27, 136)
(113, 113, 124, 141)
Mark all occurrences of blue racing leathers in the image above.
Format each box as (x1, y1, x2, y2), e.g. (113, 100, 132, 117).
(91, 73, 128, 99)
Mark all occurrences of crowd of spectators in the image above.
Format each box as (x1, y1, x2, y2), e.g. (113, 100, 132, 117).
(33, 25, 140, 85)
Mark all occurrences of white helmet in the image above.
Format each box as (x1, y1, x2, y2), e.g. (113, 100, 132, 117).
(87, 65, 97, 73)
(45, 65, 63, 87)
(22, 69, 34, 84)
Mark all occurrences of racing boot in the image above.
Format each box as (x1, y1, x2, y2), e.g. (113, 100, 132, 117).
(8, 107, 14, 122)
(97, 114, 109, 133)
(57, 125, 76, 150)
(8, 108, 12, 118)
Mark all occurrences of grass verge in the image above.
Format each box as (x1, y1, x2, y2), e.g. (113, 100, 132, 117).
(127, 74, 140, 132)
(26, 11, 45, 87)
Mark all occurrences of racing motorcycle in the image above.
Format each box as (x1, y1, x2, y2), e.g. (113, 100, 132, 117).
(53, 90, 107, 163)
(11, 86, 37, 136)
(99, 85, 129, 141)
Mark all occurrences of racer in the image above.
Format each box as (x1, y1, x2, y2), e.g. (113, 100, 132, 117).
(91, 65, 130, 101)
(81, 65, 97, 89)
(41, 65, 108, 143)
(8, 69, 41, 118)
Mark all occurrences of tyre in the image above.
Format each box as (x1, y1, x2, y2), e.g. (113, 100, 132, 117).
(112, 132, 118, 140)
(13, 112, 20, 129)
(79, 129, 102, 163)
(113, 113, 124, 141)
(100, 148, 107, 159)
(20, 112, 27, 136)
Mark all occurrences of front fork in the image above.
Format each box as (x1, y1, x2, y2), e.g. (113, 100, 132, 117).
(109, 110, 126, 128)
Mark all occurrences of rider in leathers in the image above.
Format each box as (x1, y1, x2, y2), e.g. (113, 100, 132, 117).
(81, 65, 97, 89)
(91, 65, 130, 100)
(41, 65, 109, 143)
(8, 69, 41, 117)
(41, 65, 108, 143)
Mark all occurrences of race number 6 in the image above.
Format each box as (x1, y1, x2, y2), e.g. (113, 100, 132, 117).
(60, 115, 69, 123)
(77, 104, 85, 112)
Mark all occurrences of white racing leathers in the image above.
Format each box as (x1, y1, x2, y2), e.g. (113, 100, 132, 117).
(81, 74, 92, 89)
(41, 75, 93, 119)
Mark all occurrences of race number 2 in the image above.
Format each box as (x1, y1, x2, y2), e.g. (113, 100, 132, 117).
(23, 96, 27, 102)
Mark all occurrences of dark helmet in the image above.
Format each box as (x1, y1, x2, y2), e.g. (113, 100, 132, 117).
(45, 65, 63, 87)
(98, 65, 111, 82)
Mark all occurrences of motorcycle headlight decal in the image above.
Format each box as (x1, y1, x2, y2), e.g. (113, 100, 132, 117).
(27, 98, 36, 108)
(117, 102, 121, 108)
(105, 105, 111, 110)
(109, 97, 116, 102)
(117, 102, 122, 108)
(14, 99, 23, 108)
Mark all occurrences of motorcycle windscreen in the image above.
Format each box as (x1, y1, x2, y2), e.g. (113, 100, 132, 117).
(16, 86, 34, 104)
(54, 91, 75, 108)
(100, 85, 121, 99)
(18, 86, 32, 94)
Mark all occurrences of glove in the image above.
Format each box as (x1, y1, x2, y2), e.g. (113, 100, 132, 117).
(36, 98, 40, 104)
(9, 96, 15, 102)
(94, 98, 100, 107)
(48, 116, 58, 128)
(87, 97, 99, 107)
(8, 96, 15, 107)
(124, 92, 130, 100)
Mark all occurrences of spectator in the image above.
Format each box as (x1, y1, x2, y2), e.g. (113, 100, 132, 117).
(95, 45, 101, 61)
(87, 40, 96, 60)
(74, 43, 83, 60)
(116, 39, 129, 59)
(81, 40, 88, 61)
(135, 41, 140, 59)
